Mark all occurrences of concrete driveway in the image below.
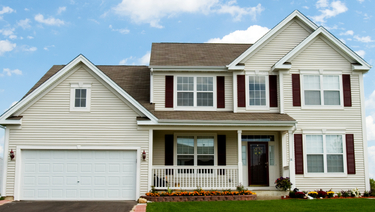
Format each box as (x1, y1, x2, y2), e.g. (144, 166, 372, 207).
(0, 200, 137, 212)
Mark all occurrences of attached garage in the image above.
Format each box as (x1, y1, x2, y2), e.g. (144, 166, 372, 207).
(19, 149, 138, 200)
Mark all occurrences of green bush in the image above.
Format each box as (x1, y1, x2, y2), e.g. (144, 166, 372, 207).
(371, 179, 375, 192)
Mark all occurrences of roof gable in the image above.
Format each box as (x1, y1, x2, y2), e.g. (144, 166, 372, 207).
(227, 10, 318, 70)
(0, 55, 158, 124)
(272, 27, 372, 71)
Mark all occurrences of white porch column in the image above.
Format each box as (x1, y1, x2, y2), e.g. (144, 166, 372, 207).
(148, 129, 153, 192)
(281, 131, 289, 177)
(1, 127, 9, 196)
(288, 130, 296, 189)
(237, 130, 243, 185)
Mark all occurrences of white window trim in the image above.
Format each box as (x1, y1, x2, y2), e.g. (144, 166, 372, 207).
(70, 82, 92, 111)
(174, 133, 217, 166)
(174, 75, 217, 111)
(303, 132, 347, 178)
(300, 70, 344, 110)
(245, 72, 270, 110)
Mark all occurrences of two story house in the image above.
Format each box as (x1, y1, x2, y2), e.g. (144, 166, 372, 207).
(0, 10, 371, 201)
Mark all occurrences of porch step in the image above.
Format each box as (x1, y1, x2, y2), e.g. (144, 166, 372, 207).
(254, 190, 288, 200)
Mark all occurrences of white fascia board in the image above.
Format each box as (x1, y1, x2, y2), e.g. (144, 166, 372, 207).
(137, 119, 296, 127)
(0, 119, 21, 125)
(0, 54, 158, 123)
(227, 10, 318, 69)
(150, 66, 227, 71)
(273, 27, 372, 71)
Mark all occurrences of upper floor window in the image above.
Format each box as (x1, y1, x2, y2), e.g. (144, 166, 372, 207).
(176, 76, 214, 107)
(70, 83, 91, 111)
(249, 75, 266, 106)
(305, 134, 344, 173)
(303, 75, 341, 106)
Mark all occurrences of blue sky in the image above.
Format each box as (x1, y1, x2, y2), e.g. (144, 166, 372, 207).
(0, 0, 374, 178)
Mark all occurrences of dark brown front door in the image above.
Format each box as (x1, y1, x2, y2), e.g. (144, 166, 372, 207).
(248, 143, 269, 186)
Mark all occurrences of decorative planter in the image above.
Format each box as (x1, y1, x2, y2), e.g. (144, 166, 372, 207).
(142, 194, 257, 202)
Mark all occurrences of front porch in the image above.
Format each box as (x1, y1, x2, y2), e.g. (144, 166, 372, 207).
(149, 129, 296, 191)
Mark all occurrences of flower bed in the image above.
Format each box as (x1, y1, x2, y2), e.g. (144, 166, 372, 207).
(282, 187, 374, 199)
(143, 190, 257, 202)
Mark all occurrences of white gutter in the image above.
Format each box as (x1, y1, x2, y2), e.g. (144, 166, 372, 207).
(137, 119, 296, 126)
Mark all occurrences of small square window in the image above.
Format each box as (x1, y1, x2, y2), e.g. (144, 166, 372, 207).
(70, 83, 91, 111)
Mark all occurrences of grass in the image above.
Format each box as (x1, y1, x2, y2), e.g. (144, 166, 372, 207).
(146, 199, 375, 212)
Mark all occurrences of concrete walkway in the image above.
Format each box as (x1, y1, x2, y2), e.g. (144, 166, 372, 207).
(131, 203, 147, 212)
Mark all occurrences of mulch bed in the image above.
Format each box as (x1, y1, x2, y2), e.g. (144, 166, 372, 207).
(142, 195, 257, 202)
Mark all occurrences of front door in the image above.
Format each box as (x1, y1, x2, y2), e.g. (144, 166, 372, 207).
(248, 143, 269, 186)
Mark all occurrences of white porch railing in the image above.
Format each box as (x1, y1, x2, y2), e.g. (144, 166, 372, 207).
(152, 165, 238, 190)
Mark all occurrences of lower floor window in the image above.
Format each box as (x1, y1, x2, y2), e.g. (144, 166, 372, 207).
(177, 136, 215, 166)
(306, 134, 344, 173)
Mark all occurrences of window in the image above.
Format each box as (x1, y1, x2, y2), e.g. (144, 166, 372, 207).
(248, 75, 266, 106)
(70, 83, 91, 111)
(305, 134, 344, 173)
(303, 75, 341, 106)
(176, 135, 215, 166)
(176, 76, 214, 108)
(269, 145, 274, 166)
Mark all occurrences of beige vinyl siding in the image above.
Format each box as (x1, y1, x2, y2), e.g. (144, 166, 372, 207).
(6, 67, 150, 197)
(153, 131, 238, 165)
(283, 36, 366, 191)
(243, 19, 312, 70)
(153, 73, 233, 111)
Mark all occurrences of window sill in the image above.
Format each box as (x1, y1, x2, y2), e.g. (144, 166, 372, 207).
(174, 107, 217, 111)
(303, 173, 347, 178)
(301, 105, 344, 110)
(70, 107, 91, 112)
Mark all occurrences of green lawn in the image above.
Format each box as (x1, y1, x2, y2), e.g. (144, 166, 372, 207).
(146, 199, 375, 212)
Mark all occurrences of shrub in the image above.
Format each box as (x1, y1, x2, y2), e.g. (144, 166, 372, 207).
(289, 191, 296, 198)
(275, 177, 292, 191)
(341, 190, 350, 197)
(317, 189, 327, 198)
(351, 188, 360, 197)
(308, 191, 318, 198)
(327, 191, 335, 198)
(364, 191, 370, 197)
(371, 179, 375, 192)
(236, 183, 245, 192)
(295, 191, 305, 198)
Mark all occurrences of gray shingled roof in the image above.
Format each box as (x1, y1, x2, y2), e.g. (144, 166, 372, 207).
(21, 64, 295, 123)
(150, 43, 252, 66)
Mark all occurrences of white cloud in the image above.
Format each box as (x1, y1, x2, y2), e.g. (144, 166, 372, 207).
(303, 6, 309, 9)
(0, 6, 15, 15)
(17, 19, 31, 29)
(207, 25, 269, 43)
(0, 68, 22, 77)
(368, 146, 375, 178)
(139, 52, 151, 65)
(312, 1, 348, 23)
(27, 36, 34, 39)
(0, 40, 16, 55)
(215, 2, 263, 22)
(112, 0, 263, 28)
(316, 0, 329, 8)
(0, 28, 16, 39)
(57, 7, 66, 15)
(109, 25, 130, 34)
(35, 14, 65, 26)
(354, 35, 374, 43)
(357, 0, 365, 3)
(21, 46, 37, 52)
(355, 50, 365, 58)
(24, 8, 29, 11)
(367, 115, 375, 141)
(43, 45, 55, 51)
(340, 30, 354, 36)
(119, 52, 151, 65)
(366, 90, 375, 110)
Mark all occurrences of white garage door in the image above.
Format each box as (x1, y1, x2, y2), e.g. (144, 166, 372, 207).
(20, 150, 137, 200)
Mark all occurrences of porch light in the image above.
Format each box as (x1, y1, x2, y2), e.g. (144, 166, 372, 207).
(142, 150, 146, 160)
(10, 149, 15, 160)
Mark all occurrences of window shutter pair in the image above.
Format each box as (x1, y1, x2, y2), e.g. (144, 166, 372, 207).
(294, 134, 355, 174)
(165, 76, 225, 108)
(164, 135, 226, 167)
(237, 75, 278, 107)
(291, 74, 352, 107)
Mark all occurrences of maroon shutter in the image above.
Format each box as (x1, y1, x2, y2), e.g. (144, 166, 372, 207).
(269, 75, 278, 107)
(218, 135, 226, 175)
(346, 134, 356, 174)
(217, 76, 225, 108)
(237, 75, 245, 107)
(343, 75, 352, 107)
(165, 76, 173, 108)
(165, 134, 174, 165)
(292, 74, 301, 106)
(294, 134, 304, 174)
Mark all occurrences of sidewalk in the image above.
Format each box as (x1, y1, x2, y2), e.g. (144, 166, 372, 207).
(0, 200, 12, 206)
(131, 203, 147, 212)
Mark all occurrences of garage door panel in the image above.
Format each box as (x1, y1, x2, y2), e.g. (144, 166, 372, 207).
(21, 150, 137, 200)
